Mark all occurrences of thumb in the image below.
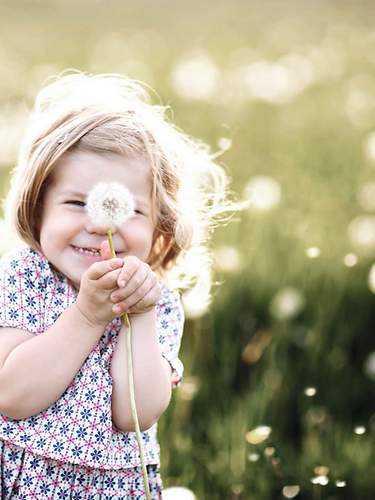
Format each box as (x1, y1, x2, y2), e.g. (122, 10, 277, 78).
(100, 240, 113, 260)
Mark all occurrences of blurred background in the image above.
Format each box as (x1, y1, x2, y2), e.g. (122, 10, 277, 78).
(1, 0, 375, 498)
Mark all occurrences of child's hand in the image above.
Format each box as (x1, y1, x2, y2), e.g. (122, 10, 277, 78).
(75, 257, 124, 327)
(110, 256, 161, 315)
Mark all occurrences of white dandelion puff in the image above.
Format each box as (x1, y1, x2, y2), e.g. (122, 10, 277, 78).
(245, 425, 272, 444)
(163, 487, 196, 500)
(86, 182, 135, 227)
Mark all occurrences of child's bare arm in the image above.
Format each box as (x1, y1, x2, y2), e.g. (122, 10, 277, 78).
(0, 257, 123, 420)
(110, 309, 172, 432)
(0, 304, 105, 419)
(108, 255, 171, 432)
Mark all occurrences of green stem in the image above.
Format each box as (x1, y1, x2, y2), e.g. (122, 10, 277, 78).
(107, 229, 151, 500)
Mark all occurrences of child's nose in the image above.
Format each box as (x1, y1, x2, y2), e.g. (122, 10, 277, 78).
(85, 220, 118, 235)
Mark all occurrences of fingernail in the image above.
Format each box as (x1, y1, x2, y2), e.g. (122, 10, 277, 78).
(119, 280, 126, 287)
(112, 305, 121, 313)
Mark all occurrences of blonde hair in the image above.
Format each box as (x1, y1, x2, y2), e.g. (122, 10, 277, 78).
(4, 70, 233, 296)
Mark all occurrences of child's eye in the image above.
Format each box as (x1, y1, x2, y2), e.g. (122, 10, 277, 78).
(135, 209, 148, 216)
(65, 200, 85, 207)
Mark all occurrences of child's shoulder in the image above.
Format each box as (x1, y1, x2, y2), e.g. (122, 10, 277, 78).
(157, 280, 184, 319)
(158, 279, 182, 303)
(0, 245, 49, 272)
(0, 245, 63, 291)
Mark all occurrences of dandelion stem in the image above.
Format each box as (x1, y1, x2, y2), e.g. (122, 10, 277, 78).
(107, 228, 116, 262)
(107, 229, 151, 500)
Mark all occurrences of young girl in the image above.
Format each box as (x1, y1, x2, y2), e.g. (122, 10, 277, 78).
(0, 71, 231, 499)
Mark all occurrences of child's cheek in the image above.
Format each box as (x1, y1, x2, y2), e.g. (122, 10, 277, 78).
(122, 223, 148, 247)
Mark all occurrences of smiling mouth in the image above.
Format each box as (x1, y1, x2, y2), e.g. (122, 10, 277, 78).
(71, 245, 125, 256)
(71, 245, 101, 256)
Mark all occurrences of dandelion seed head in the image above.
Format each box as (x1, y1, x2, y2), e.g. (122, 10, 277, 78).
(86, 182, 135, 227)
(344, 253, 358, 267)
(245, 425, 272, 444)
(335, 480, 346, 487)
(354, 425, 366, 435)
(264, 447, 276, 457)
(304, 387, 317, 397)
(282, 485, 300, 498)
(311, 475, 329, 486)
(306, 247, 320, 258)
(163, 486, 196, 500)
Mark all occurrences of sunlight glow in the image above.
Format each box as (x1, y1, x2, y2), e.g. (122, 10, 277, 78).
(269, 287, 305, 321)
(243, 176, 282, 211)
(348, 216, 375, 250)
(171, 52, 220, 100)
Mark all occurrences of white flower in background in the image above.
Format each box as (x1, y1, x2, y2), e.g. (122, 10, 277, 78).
(214, 245, 241, 272)
(244, 61, 290, 103)
(354, 425, 366, 435)
(364, 351, 375, 380)
(270, 287, 305, 321)
(335, 480, 347, 487)
(282, 485, 300, 498)
(86, 182, 135, 227)
(243, 55, 314, 105)
(304, 387, 317, 397)
(357, 182, 375, 211)
(280, 53, 315, 87)
(245, 425, 272, 444)
(368, 264, 375, 294)
(364, 131, 375, 161)
(243, 176, 282, 211)
(171, 51, 220, 100)
(306, 247, 320, 258)
(163, 487, 196, 500)
(216, 137, 232, 152)
(343, 253, 358, 267)
(177, 376, 200, 401)
(348, 216, 375, 250)
(311, 475, 329, 486)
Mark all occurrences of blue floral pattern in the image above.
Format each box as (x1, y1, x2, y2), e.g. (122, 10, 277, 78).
(0, 439, 162, 499)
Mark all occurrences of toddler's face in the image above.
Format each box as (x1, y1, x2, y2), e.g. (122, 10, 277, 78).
(39, 150, 154, 290)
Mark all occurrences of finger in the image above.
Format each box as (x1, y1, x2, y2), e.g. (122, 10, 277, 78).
(128, 282, 161, 313)
(111, 266, 148, 303)
(87, 258, 123, 281)
(116, 255, 141, 288)
(113, 274, 157, 313)
(97, 267, 124, 290)
(100, 240, 113, 261)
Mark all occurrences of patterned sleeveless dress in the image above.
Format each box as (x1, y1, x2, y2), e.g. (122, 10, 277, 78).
(0, 246, 184, 499)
